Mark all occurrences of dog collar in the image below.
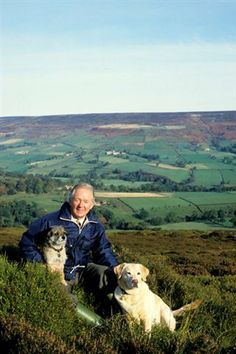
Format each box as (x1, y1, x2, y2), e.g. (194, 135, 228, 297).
(47, 244, 64, 257)
(119, 286, 129, 295)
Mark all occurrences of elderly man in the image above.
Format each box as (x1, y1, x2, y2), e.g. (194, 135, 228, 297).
(19, 183, 119, 297)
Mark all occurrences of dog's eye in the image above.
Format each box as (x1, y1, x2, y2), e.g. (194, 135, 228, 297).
(127, 271, 131, 275)
(137, 272, 141, 275)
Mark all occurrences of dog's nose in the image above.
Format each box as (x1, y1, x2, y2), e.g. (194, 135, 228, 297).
(132, 279, 138, 286)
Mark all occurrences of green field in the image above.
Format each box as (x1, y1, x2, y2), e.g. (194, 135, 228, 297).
(0, 192, 65, 212)
(221, 169, 236, 185)
(176, 191, 236, 206)
(160, 221, 233, 230)
(101, 179, 149, 188)
(192, 169, 223, 186)
(119, 191, 236, 210)
(1, 129, 235, 188)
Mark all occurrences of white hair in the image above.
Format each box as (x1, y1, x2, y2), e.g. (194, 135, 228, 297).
(67, 183, 95, 202)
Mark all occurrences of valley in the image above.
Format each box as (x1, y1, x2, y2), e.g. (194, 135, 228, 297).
(0, 111, 235, 230)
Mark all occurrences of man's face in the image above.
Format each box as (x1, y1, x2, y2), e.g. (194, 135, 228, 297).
(69, 187, 94, 219)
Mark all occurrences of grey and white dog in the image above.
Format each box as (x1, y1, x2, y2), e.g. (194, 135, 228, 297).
(38, 226, 67, 285)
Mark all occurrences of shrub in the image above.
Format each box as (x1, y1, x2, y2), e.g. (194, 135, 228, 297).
(0, 256, 80, 339)
(0, 315, 77, 354)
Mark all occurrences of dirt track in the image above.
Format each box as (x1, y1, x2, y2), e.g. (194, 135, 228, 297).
(95, 192, 169, 198)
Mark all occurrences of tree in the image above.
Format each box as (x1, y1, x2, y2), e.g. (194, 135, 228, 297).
(230, 216, 236, 227)
(16, 180, 27, 192)
(202, 210, 217, 221)
(218, 209, 226, 221)
(148, 216, 163, 226)
(165, 212, 179, 223)
(134, 208, 149, 220)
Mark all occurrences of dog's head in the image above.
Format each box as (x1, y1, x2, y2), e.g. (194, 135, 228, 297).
(39, 226, 67, 248)
(114, 263, 149, 290)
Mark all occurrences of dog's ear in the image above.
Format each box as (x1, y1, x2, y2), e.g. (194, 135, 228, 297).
(47, 227, 54, 237)
(56, 225, 67, 235)
(36, 228, 50, 246)
(140, 264, 149, 281)
(114, 263, 126, 278)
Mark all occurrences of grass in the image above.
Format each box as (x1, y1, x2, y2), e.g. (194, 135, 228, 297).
(0, 227, 236, 353)
(120, 195, 188, 211)
(0, 192, 65, 212)
(192, 169, 223, 186)
(101, 179, 150, 188)
(108, 229, 236, 276)
(176, 191, 236, 206)
(160, 221, 233, 231)
(153, 167, 189, 183)
(221, 169, 236, 185)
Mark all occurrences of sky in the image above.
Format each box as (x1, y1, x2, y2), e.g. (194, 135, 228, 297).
(1, 0, 236, 117)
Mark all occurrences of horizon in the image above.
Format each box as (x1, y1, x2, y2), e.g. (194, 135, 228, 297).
(1, 108, 236, 119)
(1, 0, 236, 116)
(0, 109, 236, 118)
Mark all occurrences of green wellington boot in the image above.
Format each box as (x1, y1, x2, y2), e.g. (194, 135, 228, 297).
(75, 302, 103, 326)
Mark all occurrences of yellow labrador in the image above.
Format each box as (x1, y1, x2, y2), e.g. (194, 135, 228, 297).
(114, 263, 201, 333)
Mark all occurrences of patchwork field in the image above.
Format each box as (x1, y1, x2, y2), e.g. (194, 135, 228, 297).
(0, 112, 235, 229)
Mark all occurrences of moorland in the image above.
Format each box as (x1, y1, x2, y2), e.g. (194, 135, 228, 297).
(0, 227, 235, 353)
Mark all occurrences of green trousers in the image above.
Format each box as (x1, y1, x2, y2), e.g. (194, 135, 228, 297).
(67, 263, 117, 300)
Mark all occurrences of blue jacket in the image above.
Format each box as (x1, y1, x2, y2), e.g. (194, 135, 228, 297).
(19, 202, 119, 280)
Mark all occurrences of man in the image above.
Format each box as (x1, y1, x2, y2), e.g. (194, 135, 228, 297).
(19, 183, 119, 297)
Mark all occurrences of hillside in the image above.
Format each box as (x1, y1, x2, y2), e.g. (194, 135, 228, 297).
(1, 111, 236, 141)
(1, 227, 235, 276)
(0, 227, 236, 353)
(0, 111, 236, 230)
(1, 111, 235, 179)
